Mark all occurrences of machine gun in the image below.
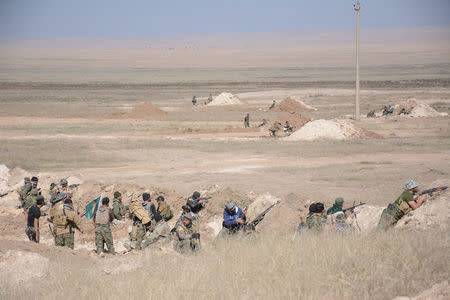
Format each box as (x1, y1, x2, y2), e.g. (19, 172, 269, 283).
(420, 186, 447, 197)
(342, 202, 366, 214)
(243, 201, 279, 232)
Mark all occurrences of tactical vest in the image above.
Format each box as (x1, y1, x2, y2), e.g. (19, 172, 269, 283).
(52, 205, 69, 227)
(158, 203, 174, 221)
(95, 207, 111, 225)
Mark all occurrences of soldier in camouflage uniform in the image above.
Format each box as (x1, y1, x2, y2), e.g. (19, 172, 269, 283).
(378, 179, 428, 230)
(52, 197, 82, 249)
(305, 203, 327, 232)
(174, 214, 200, 254)
(48, 182, 58, 205)
(23, 177, 40, 212)
(326, 197, 344, 215)
(17, 177, 31, 208)
(57, 178, 74, 198)
(112, 191, 125, 221)
(142, 196, 172, 248)
(94, 197, 115, 255)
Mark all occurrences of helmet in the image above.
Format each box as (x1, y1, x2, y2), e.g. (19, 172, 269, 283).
(225, 202, 236, 212)
(24, 177, 30, 182)
(335, 197, 344, 205)
(114, 191, 121, 198)
(31, 176, 38, 182)
(60, 179, 68, 186)
(405, 179, 418, 190)
(192, 191, 201, 200)
(156, 195, 165, 202)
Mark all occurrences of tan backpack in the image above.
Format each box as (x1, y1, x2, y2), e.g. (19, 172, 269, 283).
(129, 201, 151, 225)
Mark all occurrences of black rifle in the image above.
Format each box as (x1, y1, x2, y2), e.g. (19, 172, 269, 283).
(420, 186, 447, 197)
(243, 201, 279, 232)
(342, 202, 366, 214)
(48, 223, 56, 238)
(198, 196, 212, 202)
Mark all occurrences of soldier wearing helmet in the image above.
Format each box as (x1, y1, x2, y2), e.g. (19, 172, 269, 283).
(56, 178, 74, 199)
(378, 179, 428, 230)
(174, 213, 200, 253)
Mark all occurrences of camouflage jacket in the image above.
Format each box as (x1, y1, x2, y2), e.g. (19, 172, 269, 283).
(306, 214, 327, 232)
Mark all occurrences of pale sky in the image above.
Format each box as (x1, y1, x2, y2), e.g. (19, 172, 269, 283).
(0, 0, 449, 39)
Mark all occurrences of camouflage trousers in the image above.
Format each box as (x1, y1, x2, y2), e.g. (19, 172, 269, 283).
(135, 222, 146, 250)
(142, 221, 170, 249)
(95, 225, 115, 255)
(174, 238, 200, 254)
(25, 226, 38, 243)
(55, 232, 74, 249)
(378, 204, 403, 230)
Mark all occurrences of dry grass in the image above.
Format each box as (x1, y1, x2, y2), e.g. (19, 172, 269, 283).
(2, 230, 448, 299)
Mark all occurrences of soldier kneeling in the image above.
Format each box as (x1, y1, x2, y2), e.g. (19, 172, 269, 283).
(174, 214, 200, 254)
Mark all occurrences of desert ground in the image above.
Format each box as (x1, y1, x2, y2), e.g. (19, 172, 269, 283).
(0, 68, 449, 299)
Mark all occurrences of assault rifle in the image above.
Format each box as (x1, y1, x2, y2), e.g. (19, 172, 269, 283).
(243, 201, 279, 232)
(342, 202, 366, 214)
(48, 223, 56, 238)
(420, 186, 447, 197)
(198, 196, 212, 202)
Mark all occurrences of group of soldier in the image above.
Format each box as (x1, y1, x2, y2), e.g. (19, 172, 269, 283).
(18, 175, 446, 256)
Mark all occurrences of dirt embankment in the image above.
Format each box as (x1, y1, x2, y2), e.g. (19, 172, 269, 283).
(271, 96, 317, 113)
(285, 119, 380, 141)
(120, 101, 167, 118)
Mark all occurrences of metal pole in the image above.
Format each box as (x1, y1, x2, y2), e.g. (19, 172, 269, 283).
(354, 1, 360, 120)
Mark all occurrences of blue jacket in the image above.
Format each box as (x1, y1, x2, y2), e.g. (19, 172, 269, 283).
(223, 207, 245, 228)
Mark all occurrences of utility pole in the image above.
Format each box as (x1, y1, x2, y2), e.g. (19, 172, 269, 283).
(354, 1, 360, 120)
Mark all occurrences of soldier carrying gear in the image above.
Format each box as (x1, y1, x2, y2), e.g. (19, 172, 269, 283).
(174, 213, 200, 254)
(171, 205, 196, 234)
(127, 193, 152, 250)
(141, 195, 172, 248)
(94, 197, 115, 255)
(378, 179, 428, 230)
(52, 198, 82, 249)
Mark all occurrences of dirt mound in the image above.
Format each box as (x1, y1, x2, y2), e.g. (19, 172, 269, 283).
(393, 98, 418, 115)
(207, 92, 244, 106)
(255, 193, 309, 234)
(272, 96, 317, 113)
(354, 205, 384, 232)
(274, 112, 310, 132)
(285, 119, 379, 141)
(123, 101, 167, 118)
(387, 98, 447, 118)
(409, 102, 448, 117)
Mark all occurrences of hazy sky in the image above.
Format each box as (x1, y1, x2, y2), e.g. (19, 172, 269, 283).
(0, 0, 449, 39)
